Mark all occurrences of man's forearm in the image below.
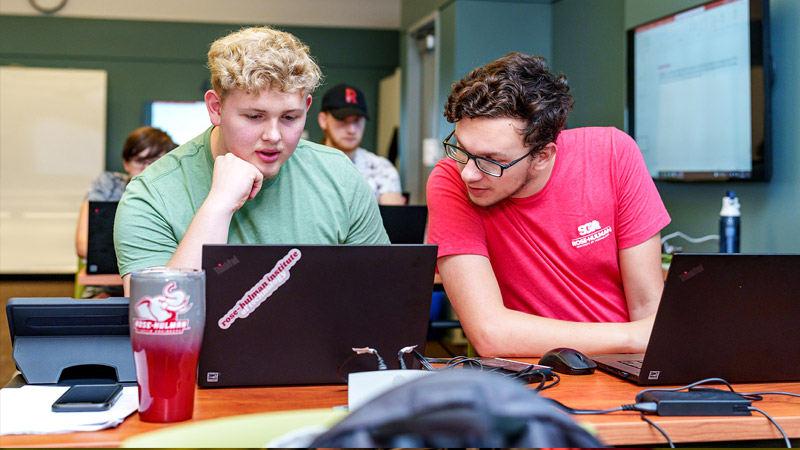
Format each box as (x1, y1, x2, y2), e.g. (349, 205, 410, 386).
(620, 233, 664, 321)
(167, 200, 234, 270)
(462, 307, 648, 357)
(439, 254, 652, 358)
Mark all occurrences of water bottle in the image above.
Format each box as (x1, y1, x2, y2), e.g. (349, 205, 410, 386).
(719, 190, 740, 253)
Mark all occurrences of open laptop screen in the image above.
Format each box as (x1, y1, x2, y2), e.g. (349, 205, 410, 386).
(199, 244, 438, 387)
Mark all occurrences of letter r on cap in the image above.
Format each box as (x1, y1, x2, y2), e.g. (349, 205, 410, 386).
(345, 88, 357, 104)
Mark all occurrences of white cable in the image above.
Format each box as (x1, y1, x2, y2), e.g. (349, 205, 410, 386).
(661, 232, 719, 254)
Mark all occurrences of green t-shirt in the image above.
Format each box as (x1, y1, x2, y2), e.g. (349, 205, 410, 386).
(115, 127, 389, 276)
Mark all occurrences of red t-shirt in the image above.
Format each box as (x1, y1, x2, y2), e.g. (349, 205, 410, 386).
(426, 127, 671, 323)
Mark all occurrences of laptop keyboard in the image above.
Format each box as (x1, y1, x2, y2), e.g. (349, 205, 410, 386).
(619, 359, 643, 369)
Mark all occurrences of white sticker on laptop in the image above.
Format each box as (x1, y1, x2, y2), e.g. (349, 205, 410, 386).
(217, 248, 301, 329)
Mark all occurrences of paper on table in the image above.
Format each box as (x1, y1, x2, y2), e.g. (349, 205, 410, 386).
(0, 385, 139, 435)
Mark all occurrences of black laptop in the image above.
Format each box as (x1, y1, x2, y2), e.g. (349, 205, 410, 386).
(379, 205, 428, 244)
(86, 201, 119, 274)
(198, 244, 438, 387)
(591, 253, 800, 385)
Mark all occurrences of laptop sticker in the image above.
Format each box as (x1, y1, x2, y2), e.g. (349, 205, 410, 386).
(218, 248, 301, 330)
(133, 282, 193, 335)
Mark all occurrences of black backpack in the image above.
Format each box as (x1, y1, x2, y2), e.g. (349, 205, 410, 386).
(310, 369, 604, 448)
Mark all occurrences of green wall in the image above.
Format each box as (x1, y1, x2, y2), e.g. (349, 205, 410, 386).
(402, 0, 449, 29)
(0, 15, 399, 172)
(552, 0, 625, 129)
(404, 0, 553, 149)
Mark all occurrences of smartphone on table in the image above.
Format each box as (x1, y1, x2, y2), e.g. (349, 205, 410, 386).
(51, 384, 123, 412)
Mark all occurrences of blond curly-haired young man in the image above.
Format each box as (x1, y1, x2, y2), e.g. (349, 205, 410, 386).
(116, 26, 389, 293)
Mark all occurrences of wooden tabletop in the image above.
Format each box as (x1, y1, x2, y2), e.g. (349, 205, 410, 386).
(2, 363, 798, 447)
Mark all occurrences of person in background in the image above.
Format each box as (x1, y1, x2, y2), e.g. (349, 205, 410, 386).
(318, 83, 405, 205)
(114, 26, 389, 295)
(75, 126, 177, 298)
(426, 52, 671, 357)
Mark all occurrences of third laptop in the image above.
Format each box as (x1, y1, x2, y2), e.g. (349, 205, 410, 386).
(591, 253, 800, 385)
(86, 201, 119, 274)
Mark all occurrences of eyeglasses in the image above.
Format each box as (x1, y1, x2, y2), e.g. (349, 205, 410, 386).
(442, 130, 535, 177)
(128, 156, 160, 169)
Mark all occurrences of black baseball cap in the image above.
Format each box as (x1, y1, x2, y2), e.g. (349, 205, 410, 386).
(320, 83, 369, 120)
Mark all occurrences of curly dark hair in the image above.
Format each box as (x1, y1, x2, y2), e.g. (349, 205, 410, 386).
(444, 52, 574, 155)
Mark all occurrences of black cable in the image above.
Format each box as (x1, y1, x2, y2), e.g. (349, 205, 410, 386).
(412, 354, 559, 389)
(639, 411, 675, 448)
(372, 349, 387, 370)
(748, 406, 792, 448)
(528, 371, 547, 391)
(542, 376, 796, 448)
(542, 397, 657, 415)
(397, 345, 418, 370)
(336, 347, 387, 382)
(633, 378, 800, 448)
(635, 377, 736, 402)
(336, 353, 359, 382)
(538, 371, 560, 391)
(544, 397, 673, 447)
(411, 349, 437, 371)
(737, 391, 800, 398)
(444, 356, 484, 370)
(511, 366, 560, 391)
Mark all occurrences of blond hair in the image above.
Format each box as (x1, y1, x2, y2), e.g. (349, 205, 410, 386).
(207, 26, 322, 101)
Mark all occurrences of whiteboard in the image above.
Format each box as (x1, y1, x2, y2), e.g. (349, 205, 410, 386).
(0, 67, 107, 274)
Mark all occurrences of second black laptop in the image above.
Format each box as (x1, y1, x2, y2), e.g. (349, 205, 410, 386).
(379, 205, 428, 244)
(592, 253, 800, 385)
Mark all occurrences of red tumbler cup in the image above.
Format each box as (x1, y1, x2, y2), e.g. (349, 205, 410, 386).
(129, 267, 205, 423)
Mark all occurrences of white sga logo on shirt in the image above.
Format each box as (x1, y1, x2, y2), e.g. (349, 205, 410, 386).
(572, 219, 612, 248)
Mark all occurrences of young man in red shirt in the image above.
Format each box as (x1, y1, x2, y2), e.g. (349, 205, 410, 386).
(427, 52, 670, 357)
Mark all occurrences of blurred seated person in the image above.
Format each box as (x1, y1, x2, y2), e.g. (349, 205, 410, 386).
(318, 83, 405, 205)
(75, 126, 177, 298)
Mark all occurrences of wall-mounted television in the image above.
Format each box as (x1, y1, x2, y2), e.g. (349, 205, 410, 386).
(627, 0, 772, 181)
(144, 101, 211, 146)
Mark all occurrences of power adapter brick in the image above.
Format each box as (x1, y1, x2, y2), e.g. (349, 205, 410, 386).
(638, 389, 752, 416)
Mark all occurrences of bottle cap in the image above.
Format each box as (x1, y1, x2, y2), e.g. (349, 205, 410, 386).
(720, 190, 741, 217)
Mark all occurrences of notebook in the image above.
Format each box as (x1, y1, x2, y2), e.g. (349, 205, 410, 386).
(591, 253, 800, 385)
(86, 201, 119, 274)
(198, 244, 438, 387)
(379, 205, 428, 244)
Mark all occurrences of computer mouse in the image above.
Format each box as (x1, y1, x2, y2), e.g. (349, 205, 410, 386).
(538, 347, 597, 375)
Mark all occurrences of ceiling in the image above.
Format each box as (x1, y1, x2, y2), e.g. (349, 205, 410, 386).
(1, 0, 403, 29)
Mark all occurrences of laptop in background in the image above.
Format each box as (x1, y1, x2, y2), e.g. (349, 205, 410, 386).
(592, 253, 800, 385)
(379, 205, 428, 244)
(199, 244, 438, 387)
(86, 201, 119, 274)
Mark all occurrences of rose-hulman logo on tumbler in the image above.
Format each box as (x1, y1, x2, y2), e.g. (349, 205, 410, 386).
(133, 282, 192, 335)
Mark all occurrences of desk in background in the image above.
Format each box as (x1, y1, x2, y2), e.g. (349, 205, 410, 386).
(76, 267, 122, 287)
(2, 365, 797, 447)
